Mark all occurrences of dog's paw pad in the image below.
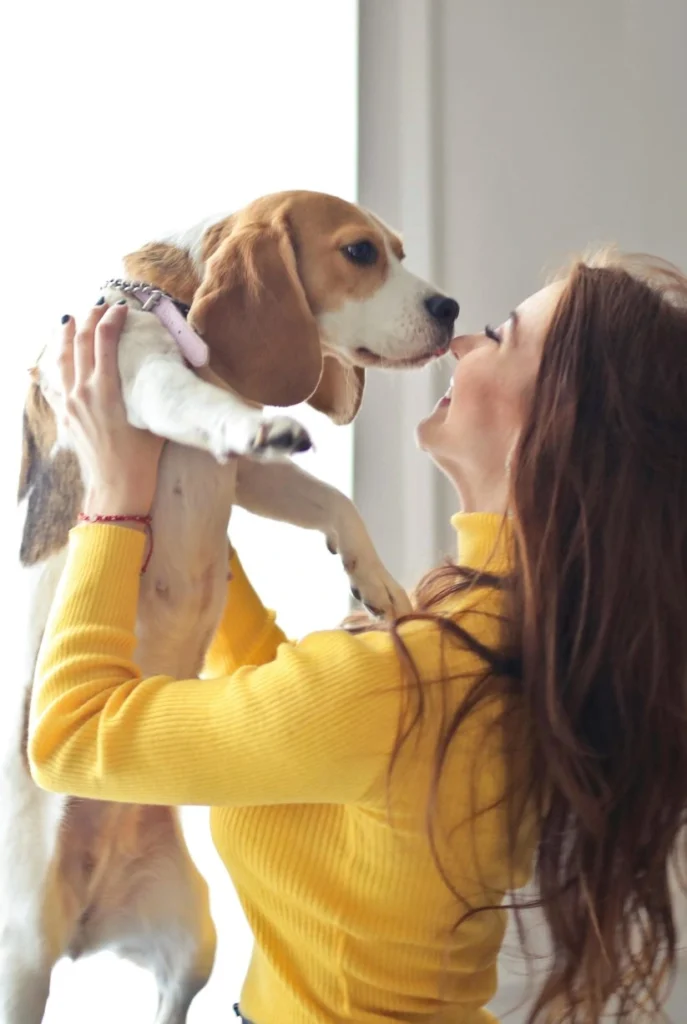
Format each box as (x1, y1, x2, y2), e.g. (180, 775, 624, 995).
(249, 417, 312, 458)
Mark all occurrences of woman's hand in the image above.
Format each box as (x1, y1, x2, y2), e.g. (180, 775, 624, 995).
(60, 300, 165, 517)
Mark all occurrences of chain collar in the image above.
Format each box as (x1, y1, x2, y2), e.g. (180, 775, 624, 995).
(102, 278, 191, 318)
(101, 278, 209, 367)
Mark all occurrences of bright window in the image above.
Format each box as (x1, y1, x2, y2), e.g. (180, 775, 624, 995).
(4, 2, 358, 1019)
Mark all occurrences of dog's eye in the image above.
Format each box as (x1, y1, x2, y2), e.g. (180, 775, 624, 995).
(343, 241, 378, 266)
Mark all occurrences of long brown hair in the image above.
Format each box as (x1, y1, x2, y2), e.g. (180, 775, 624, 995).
(393, 250, 687, 1020)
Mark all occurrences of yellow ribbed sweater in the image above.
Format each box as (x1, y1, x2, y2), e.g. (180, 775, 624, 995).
(29, 513, 534, 1024)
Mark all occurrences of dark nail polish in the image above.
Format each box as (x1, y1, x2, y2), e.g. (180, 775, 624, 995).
(116, 298, 127, 305)
(60, 314, 71, 325)
(95, 296, 106, 306)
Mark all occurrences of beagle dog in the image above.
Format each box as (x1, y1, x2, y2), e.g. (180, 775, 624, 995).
(1, 190, 458, 1024)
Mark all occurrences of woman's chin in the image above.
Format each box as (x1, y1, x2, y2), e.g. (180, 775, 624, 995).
(416, 405, 448, 451)
(415, 419, 429, 451)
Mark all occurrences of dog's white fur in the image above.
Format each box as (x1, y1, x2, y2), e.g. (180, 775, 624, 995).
(0, 193, 458, 1023)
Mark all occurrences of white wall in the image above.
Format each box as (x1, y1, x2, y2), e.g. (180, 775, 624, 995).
(356, 0, 456, 589)
(356, 1, 687, 1018)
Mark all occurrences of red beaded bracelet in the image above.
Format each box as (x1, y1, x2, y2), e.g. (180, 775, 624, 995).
(77, 513, 154, 574)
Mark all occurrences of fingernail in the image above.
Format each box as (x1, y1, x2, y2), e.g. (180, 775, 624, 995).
(60, 314, 71, 325)
(116, 298, 127, 305)
(95, 296, 106, 306)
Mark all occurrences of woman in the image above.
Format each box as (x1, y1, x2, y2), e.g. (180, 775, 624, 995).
(29, 248, 687, 1023)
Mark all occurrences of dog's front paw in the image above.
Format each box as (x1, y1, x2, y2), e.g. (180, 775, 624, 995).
(210, 414, 312, 462)
(248, 416, 313, 459)
(327, 536, 411, 618)
(349, 563, 411, 619)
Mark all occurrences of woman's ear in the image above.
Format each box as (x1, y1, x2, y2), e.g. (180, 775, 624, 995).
(307, 358, 365, 425)
(189, 219, 323, 407)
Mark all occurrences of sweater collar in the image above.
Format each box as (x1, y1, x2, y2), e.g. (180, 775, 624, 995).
(450, 513, 514, 574)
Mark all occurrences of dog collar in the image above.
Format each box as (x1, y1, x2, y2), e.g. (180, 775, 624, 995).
(102, 278, 209, 368)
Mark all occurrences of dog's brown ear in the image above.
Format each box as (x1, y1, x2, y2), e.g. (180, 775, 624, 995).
(189, 221, 322, 407)
(18, 383, 82, 567)
(307, 359, 365, 425)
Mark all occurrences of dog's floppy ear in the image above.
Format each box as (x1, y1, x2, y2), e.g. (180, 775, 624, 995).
(307, 359, 365, 425)
(189, 219, 323, 407)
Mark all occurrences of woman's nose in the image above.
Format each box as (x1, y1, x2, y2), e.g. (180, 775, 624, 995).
(449, 334, 481, 360)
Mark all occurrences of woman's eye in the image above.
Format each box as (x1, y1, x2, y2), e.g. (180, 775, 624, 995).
(342, 241, 378, 266)
(485, 324, 501, 343)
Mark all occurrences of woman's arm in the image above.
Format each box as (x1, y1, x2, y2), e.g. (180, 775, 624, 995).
(29, 523, 404, 808)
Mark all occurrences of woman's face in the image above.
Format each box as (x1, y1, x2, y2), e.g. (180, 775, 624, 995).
(417, 281, 565, 512)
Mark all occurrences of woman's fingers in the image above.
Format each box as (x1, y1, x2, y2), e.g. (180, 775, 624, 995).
(55, 301, 162, 517)
(74, 301, 109, 388)
(59, 301, 129, 433)
(58, 316, 77, 394)
(94, 302, 128, 395)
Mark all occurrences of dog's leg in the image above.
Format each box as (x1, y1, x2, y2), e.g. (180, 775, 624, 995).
(0, 552, 69, 1024)
(153, 980, 205, 1024)
(41, 307, 311, 463)
(122, 353, 312, 462)
(0, 963, 50, 1024)
(65, 805, 215, 1024)
(234, 457, 411, 616)
(150, 817, 217, 1024)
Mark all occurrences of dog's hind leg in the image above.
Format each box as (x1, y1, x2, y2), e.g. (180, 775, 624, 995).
(0, 552, 70, 1024)
(0, 758, 56, 1024)
(0, 960, 51, 1024)
(0, 831, 68, 1024)
(153, 977, 208, 1024)
(64, 804, 216, 1024)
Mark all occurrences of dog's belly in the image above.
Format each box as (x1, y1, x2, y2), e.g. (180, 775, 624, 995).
(135, 444, 237, 680)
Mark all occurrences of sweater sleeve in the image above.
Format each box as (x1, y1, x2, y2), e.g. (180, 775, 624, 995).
(28, 524, 405, 808)
(201, 551, 287, 677)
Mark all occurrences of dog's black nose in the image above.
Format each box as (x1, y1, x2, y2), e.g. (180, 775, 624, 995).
(424, 294, 460, 326)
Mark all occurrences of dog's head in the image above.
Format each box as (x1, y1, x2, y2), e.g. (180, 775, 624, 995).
(125, 191, 459, 424)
